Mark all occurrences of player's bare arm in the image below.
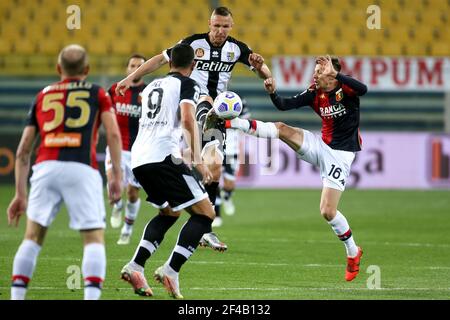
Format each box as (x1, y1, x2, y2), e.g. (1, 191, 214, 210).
(101, 110, 123, 204)
(249, 53, 272, 79)
(116, 54, 168, 96)
(180, 102, 213, 185)
(7, 126, 36, 226)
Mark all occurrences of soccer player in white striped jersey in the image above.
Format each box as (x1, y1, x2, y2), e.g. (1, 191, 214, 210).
(115, 6, 272, 251)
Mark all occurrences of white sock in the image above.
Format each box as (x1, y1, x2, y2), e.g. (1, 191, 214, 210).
(328, 211, 358, 257)
(82, 243, 106, 300)
(229, 118, 278, 138)
(123, 198, 141, 234)
(114, 199, 123, 211)
(11, 239, 41, 300)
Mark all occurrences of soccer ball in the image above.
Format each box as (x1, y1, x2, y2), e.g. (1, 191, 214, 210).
(212, 91, 243, 120)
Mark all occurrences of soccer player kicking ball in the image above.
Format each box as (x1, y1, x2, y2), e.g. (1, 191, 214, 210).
(209, 55, 365, 281)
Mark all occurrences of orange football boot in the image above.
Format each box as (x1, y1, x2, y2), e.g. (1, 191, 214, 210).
(345, 247, 363, 281)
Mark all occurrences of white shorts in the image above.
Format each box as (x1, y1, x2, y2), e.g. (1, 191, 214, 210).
(105, 147, 141, 188)
(297, 130, 355, 191)
(27, 161, 106, 230)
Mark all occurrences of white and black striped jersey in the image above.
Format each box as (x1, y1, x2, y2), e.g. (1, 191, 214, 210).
(163, 33, 253, 99)
(131, 72, 200, 167)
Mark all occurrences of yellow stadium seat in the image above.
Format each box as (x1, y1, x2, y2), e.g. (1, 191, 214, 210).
(283, 41, 305, 56)
(2, 55, 29, 74)
(355, 41, 379, 56)
(88, 39, 110, 55)
(38, 39, 61, 55)
(376, 0, 404, 11)
(28, 55, 55, 75)
(0, 38, 13, 55)
(393, 10, 419, 27)
(14, 40, 37, 55)
(259, 41, 281, 59)
(413, 26, 437, 42)
(308, 42, 328, 55)
(417, 10, 445, 26)
(404, 42, 429, 56)
(297, 9, 321, 26)
(110, 40, 134, 55)
(0, 23, 23, 41)
(273, 8, 296, 25)
(337, 27, 363, 42)
(106, 8, 128, 24)
(431, 42, 450, 56)
(386, 26, 413, 42)
(342, 10, 367, 27)
(423, 0, 450, 10)
(329, 40, 355, 56)
(382, 41, 405, 56)
(362, 28, 385, 43)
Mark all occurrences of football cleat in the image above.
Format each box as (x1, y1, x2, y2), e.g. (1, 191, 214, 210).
(121, 264, 153, 297)
(199, 232, 228, 252)
(154, 266, 183, 299)
(117, 233, 131, 245)
(203, 109, 225, 133)
(110, 205, 122, 229)
(345, 246, 363, 281)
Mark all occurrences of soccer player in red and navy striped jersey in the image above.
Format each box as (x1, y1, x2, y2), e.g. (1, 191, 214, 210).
(7, 44, 123, 300)
(106, 54, 146, 245)
(222, 55, 366, 281)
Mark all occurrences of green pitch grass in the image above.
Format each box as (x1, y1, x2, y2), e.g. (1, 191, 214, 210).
(0, 185, 449, 300)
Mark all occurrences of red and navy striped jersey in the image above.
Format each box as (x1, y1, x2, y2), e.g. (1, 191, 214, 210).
(108, 83, 145, 151)
(270, 73, 368, 152)
(26, 78, 113, 169)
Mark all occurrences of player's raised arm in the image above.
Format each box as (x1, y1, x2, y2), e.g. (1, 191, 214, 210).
(249, 53, 272, 80)
(264, 77, 314, 111)
(116, 53, 168, 96)
(7, 126, 36, 226)
(318, 55, 367, 96)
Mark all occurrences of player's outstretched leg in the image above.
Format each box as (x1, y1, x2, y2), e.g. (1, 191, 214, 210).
(225, 118, 279, 139)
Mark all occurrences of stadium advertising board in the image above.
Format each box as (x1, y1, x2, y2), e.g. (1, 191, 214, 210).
(272, 57, 450, 91)
(235, 133, 450, 189)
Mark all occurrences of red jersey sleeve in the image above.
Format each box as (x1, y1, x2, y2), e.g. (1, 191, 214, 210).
(98, 86, 114, 114)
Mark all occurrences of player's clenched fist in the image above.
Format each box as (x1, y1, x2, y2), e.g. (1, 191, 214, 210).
(115, 78, 132, 96)
(248, 53, 264, 70)
(264, 77, 276, 94)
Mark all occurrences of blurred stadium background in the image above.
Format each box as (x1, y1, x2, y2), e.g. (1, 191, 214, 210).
(1, 0, 450, 300)
(1, 0, 449, 133)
